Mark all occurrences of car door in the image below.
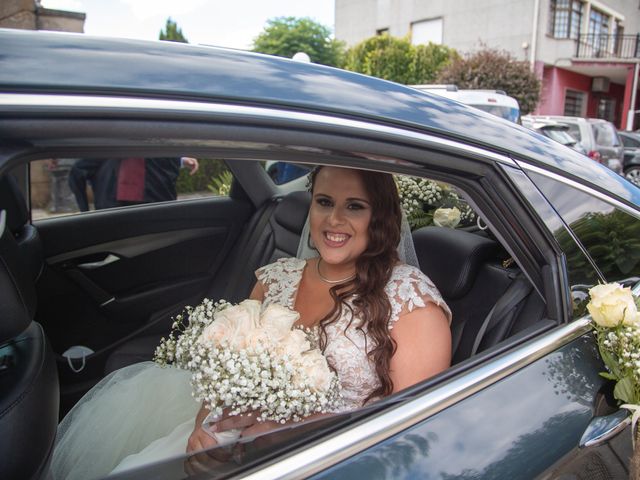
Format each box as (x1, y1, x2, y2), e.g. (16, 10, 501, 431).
(11, 157, 253, 407)
(306, 164, 634, 479)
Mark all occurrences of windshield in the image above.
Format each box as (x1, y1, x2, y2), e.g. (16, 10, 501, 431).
(470, 105, 520, 123)
(541, 128, 577, 146)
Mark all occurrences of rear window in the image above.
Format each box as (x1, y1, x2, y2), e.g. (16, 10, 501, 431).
(592, 122, 620, 147)
(565, 123, 582, 142)
(471, 104, 520, 123)
(541, 128, 576, 146)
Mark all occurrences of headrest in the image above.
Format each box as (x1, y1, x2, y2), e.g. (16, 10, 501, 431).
(274, 191, 311, 235)
(413, 226, 500, 300)
(0, 175, 29, 234)
(0, 211, 36, 344)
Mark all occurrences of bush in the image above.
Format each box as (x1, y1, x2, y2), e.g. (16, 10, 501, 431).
(343, 35, 459, 85)
(176, 159, 228, 194)
(436, 48, 541, 114)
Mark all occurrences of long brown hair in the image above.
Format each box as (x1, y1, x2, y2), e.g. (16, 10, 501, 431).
(310, 166, 402, 401)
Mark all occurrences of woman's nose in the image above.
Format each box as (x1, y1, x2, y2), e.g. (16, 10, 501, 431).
(328, 206, 345, 225)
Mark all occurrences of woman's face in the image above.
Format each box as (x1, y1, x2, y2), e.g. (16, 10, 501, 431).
(310, 167, 372, 269)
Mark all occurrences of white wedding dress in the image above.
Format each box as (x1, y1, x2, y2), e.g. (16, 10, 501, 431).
(51, 257, 450, 480)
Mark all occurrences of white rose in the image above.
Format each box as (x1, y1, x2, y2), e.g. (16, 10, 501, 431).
(245, 327, 275, 350)
(199, 319, 231, 346)
(199, 300, 261, 349)
(433, 207, 461, 228)
(275, 329, 311, 358)
(260, 304, 300, 340)
(587, 283, 640, 327)
(297, 350, 333, 392)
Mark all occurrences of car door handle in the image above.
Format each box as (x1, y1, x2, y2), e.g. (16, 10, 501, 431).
(77, 254, 120, 270)
(579, 409, 630, 448)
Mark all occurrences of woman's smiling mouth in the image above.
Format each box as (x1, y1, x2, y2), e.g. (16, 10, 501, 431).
(324, 231, 350, 246)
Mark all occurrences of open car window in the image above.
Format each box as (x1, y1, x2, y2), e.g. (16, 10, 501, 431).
(30, 157, 231, 220)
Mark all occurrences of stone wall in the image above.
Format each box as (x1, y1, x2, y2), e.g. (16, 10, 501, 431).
(0, 0, 85, 32)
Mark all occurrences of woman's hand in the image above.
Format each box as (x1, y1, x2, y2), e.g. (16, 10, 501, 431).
(186, 404, 218, 454)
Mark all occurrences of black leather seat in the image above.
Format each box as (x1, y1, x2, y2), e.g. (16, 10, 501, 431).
(0, 209, 59, 480)
(104, 190, 312, 372)
(413, 226, 544, 364)
(0, 175, 44, 283)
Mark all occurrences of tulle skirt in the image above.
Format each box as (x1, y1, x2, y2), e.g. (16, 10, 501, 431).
(51, 362, 201, 480)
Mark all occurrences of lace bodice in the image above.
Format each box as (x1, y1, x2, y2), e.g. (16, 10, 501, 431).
(256, 257, 451, 411)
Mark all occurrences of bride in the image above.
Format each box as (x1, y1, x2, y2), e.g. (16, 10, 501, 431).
(51, 166, 452, 479)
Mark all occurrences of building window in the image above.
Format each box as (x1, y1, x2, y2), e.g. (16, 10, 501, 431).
(411, 18, 443, 45)
(549, 0, 582, 39)
(376, 28, 389, 36)
(564, 89, 586, 116)
(596, 97, 616, 123)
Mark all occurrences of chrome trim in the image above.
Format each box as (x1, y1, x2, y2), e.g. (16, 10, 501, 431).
(0, 93, 515, 166)
(242, 318, 592, 479)
(519, 162, 640, 221)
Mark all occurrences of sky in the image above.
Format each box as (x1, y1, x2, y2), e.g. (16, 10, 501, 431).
(40, 0, 335, 50)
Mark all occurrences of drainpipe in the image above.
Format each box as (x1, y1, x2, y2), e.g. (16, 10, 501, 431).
(627, 62, 639, 131)
(530, 0, 540, 71)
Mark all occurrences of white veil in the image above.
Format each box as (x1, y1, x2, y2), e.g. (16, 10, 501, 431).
(296, 213, 420, 269)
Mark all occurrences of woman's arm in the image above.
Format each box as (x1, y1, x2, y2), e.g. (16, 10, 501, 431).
(249, 281, 265, 301)
(389, 303, 451, 393)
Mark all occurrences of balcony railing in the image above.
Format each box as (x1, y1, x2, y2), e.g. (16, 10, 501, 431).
(575, 34, 640, 59)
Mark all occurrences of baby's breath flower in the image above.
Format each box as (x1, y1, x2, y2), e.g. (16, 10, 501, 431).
(154, 298, 342, 424)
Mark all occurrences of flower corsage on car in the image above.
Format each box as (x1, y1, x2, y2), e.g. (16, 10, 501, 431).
(154, 299, 341, 445)
(587, 283, 640, 433)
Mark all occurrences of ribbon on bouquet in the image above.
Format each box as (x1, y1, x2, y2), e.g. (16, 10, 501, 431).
(621, 403, 640, 447)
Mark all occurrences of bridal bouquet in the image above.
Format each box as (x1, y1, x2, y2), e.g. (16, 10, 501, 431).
(587, 283, 640, 432)
(154, 299, 342, 426)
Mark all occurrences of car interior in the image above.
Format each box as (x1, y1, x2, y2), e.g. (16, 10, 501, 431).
(0, 147, 560, 478)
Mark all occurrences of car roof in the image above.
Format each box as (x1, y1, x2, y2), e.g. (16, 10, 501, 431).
(0, 29, 637, 206)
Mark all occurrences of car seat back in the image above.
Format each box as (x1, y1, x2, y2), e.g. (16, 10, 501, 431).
(0, 210, 59, 480)
(0, 174, 44, 283)
(412, 226, 542, 364)
(104, 190, 312, 373)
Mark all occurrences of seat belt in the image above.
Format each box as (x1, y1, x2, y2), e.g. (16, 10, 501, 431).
(470, 276, 533, 356)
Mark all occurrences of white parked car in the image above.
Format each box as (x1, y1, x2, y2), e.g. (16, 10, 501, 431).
(411, 84, 521, 123)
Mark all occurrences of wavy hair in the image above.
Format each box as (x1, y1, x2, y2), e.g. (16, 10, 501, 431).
(309, 167, 402, 401)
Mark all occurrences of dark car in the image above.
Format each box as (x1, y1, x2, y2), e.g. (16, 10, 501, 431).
(2, 29, 640, 480)
(619, 130, 640, 187)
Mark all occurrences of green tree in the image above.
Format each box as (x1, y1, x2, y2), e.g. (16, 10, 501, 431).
(436, 48, 541, 114)
(343, 34, 458, 85)
(159, 18, 188, 43)
(252, 17, 344, 67)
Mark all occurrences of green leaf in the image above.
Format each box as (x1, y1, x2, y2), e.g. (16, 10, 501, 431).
(614, 376, 635, 404)
(598, 346, 622, 378)
(599, 371, 618, 381)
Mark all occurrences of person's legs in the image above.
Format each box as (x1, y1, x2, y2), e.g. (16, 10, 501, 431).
(68, 159, 102, 211)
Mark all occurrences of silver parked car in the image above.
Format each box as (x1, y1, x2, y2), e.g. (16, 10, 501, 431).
(521, 116, 587, 155)
(527, 115, 624, 174)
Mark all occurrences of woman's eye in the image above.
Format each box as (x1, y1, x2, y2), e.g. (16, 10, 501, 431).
(316, 198, 332, 207)
(348, 203, 365, 210)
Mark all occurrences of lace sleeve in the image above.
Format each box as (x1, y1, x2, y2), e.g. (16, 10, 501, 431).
(385, 264, 452, 329)
(255, 257, 306, 309)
